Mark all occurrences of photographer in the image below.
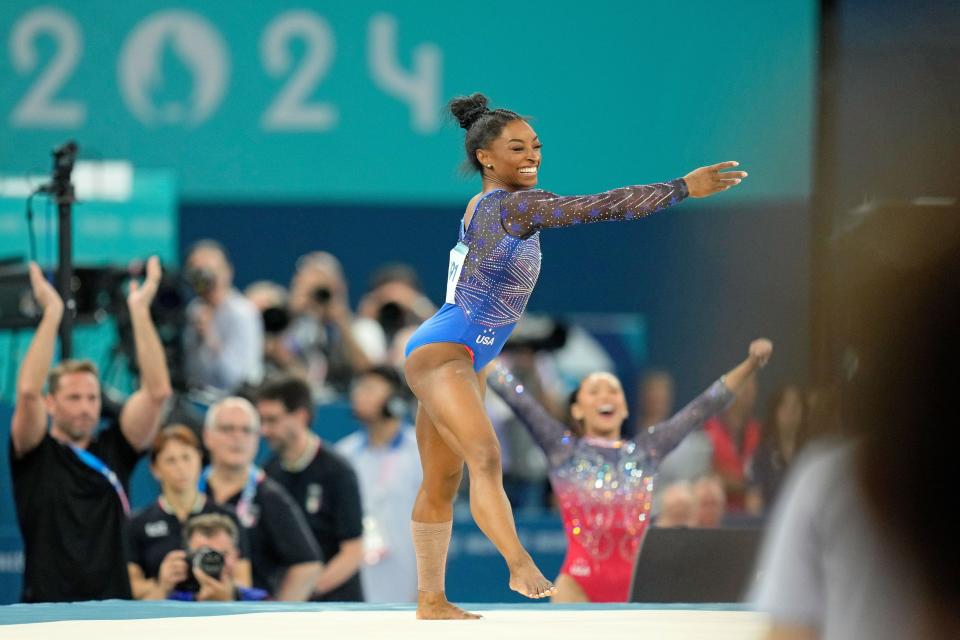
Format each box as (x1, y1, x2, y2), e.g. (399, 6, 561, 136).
(286, 252, 386, 399)
(244, 280, 303, 381)
(168, 514, 267, 602)
(182, 240, 264, 393)
(357, 263, 436, 343)
(202, 397, 323, 600)
(10, 259, 172, 602)
(126, 425, 252, 599)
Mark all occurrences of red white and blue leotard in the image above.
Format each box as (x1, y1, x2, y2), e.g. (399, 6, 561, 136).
(405, 180, 689, 370)
(490, 367, 734, 601)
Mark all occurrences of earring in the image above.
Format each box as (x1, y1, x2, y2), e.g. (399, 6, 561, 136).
(486, 164, 493, 169)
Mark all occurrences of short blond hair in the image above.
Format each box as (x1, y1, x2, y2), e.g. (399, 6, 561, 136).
(47, 359, 99, 395)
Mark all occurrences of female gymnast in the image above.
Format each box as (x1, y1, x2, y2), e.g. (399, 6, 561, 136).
(489, 339, 772, 602)
(403, 92, 749, 619)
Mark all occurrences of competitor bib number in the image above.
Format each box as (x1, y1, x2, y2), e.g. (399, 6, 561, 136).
(445, 242, 469, 305)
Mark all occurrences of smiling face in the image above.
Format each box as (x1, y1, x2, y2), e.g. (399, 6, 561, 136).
(571, 372, 629, 439)
(476, 119, 542, 191)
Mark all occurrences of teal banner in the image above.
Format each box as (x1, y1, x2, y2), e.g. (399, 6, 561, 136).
(0, 166, 177, 265)
(0, 1, 815, 202)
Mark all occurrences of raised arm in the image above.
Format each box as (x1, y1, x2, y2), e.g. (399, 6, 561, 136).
(487, 362, 572, 464)
(11, 264, 63, 457)
(500, 162, 747, 238)
(120, 256, 173, 451)
(640, 338, 772, 460)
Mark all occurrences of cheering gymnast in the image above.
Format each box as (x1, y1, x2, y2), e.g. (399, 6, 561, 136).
(489, 339, 772, 602)
(403, 92, 749, 619)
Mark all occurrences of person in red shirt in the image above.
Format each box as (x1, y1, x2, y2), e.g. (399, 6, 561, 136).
(703, 375, 761, 512)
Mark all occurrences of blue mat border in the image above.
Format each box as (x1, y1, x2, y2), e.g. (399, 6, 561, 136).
(0, 601, 753, 626)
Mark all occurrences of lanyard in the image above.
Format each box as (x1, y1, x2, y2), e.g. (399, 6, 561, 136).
(199, 465, 261, 527)
(69, 445, 131, 516)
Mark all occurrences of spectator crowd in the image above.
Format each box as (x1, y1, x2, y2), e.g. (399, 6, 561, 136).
(7, 241, 811, 603)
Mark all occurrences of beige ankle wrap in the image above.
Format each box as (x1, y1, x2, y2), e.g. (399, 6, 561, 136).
(411, 520, 453, 593)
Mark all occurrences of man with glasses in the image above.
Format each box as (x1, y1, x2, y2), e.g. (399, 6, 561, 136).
(202, 397, 322, 600)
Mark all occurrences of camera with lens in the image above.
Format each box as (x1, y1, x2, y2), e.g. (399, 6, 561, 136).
(174, 546, 225, 592)
(376, 301, 406, 337)
(312, 287, 332, 304)
(262, 305, 291, 335)
(185, 267, 217, 296)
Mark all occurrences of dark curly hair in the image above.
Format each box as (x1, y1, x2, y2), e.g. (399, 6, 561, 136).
(448, 93, 525, 173)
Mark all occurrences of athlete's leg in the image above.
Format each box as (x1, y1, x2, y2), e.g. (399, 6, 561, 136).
(406, 343, 556, 600)
(552, 574, 590, 603)
(410, 403, 480, 619)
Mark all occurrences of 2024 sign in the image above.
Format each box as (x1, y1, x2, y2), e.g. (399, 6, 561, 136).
(8, 7, 442, 133)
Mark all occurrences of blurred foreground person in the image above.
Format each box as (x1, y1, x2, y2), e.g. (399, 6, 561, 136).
(753, 207, 960, 639)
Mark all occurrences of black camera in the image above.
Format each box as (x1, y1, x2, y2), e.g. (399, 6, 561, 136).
(376, 301, 406, 336)
(312, 287, 332, 304)
(174, 546, 225, 592)
(185, 267, 217, 295)
(262, 305, 291, 334)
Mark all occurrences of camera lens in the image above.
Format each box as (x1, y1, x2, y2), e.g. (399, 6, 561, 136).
(262, 306, 291, 334)
(312, 287, 331, 304)
(377, 301, 405, 333)
(193, 547, 225, 580)
(186, 268, 216, 295)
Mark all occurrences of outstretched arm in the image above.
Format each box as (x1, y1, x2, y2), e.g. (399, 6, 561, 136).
(641, 338, 772, 459)
(120, 256, 173, 451)
(11, 264, 63, 457)
(500, 162, 747, 238)
(487, 362, 572, 462)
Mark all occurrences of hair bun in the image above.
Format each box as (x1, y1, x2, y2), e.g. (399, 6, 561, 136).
(448, 93, 490, 130)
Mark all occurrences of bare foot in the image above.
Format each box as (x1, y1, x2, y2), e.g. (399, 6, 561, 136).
(508, 558, 557, 599)
(416, 591, 482, 620)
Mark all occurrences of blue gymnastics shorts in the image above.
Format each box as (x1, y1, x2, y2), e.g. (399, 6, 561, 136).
(404, 303, 516, 372)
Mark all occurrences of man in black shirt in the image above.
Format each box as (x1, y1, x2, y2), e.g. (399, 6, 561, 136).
(258, 376, 365, 601)
(202, 396, 322, 600)
(9, 259, 173, 602)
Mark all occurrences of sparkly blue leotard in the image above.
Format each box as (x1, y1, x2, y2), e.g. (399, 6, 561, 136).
(405, 179, 689, 370)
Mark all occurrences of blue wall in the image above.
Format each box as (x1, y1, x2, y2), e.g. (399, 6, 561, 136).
(181, 196, 810, 403)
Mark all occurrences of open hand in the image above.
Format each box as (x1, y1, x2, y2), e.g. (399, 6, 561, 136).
(683, 161, 748, 197)
(127, 256, 162, 311)
(748, 338, 773, 369)
(28, 262, 63, 315)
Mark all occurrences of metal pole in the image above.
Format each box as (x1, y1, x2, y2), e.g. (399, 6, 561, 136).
(49, 141, 78, 359)
(57, 190, 75, 358)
